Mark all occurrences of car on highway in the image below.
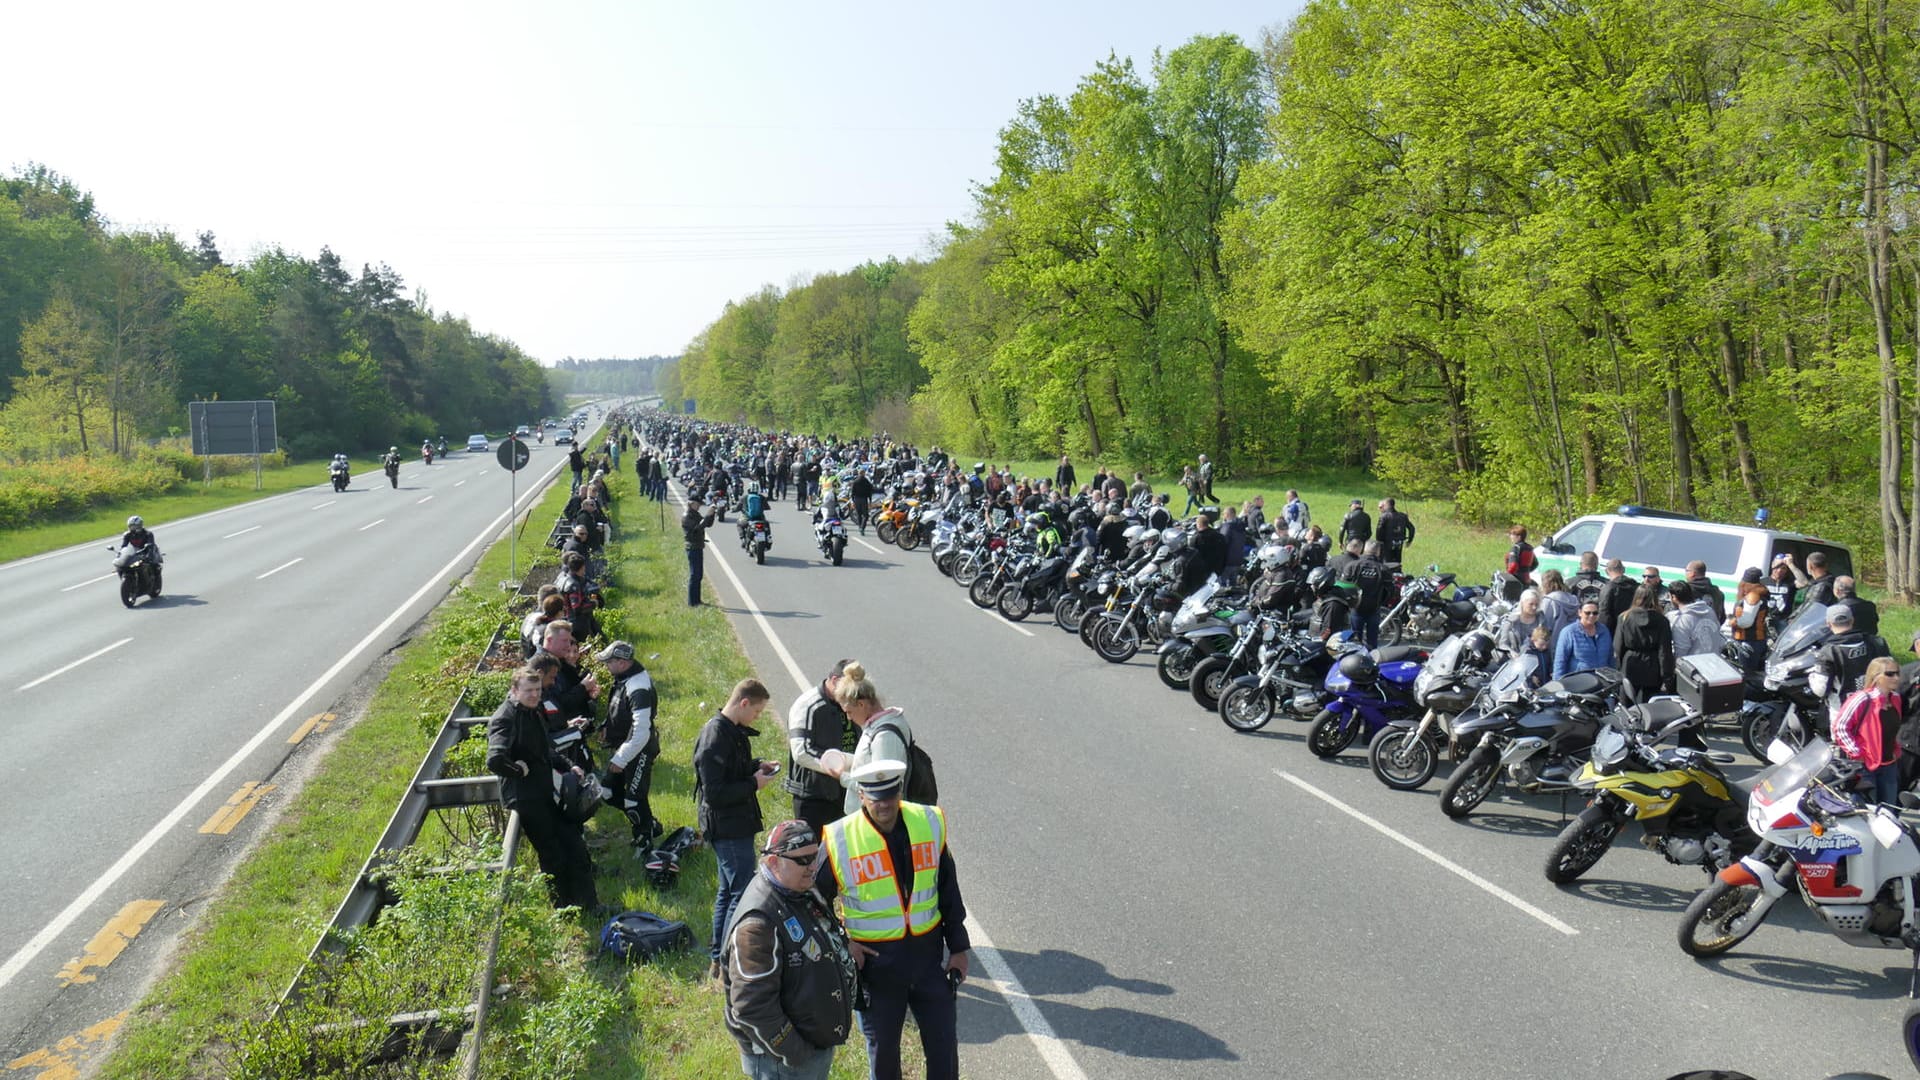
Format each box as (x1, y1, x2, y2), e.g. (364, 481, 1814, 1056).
(466, 434, 489, 452)
(555, 429, 573, 446)
(515, 425, 530, 437)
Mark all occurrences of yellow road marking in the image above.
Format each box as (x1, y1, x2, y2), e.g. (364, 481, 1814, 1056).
(197, 783, 275, 836)
(286, 710, 335, 744)
(53, 903, 164, 988)
(4, 1010, 128, 1079)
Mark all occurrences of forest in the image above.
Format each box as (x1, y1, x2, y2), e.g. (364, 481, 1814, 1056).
(0, 167, 553, 463)
(672, 1, 1920, 595)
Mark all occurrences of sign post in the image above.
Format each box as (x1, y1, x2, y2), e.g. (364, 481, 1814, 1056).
(497, 436, 531, 586)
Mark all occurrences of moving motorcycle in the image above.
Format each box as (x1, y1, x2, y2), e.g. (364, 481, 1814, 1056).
(740, 519, 772, 565)
(384, 457, 400, 488)
(1437, 657, 1624, 819)
(1678, 739, 1920, 966)
(111, 543, 162, 608)
(421, 444, 434, 465)
(813, 508, 848, 566)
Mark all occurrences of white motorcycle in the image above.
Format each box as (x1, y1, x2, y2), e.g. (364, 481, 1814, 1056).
(813, 506, 847, 566)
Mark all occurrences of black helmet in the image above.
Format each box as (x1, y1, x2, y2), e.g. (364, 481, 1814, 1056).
(1461, 631, 1496, 670)
(1307, 567, 1334, 593)
(1338, 652, 1379, 685)
(1029, 511, 1051, 529)
(644, 848, 681, 889)
(554, 771, 603, 824)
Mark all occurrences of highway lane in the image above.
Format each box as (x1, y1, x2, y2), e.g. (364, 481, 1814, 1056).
(0, 420, 606, 1063)
(693, 491, 1916, 1080)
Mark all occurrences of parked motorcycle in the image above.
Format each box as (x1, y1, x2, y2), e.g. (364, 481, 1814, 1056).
(1437, 657, 1624, 819)
(1155, 578, 1245, 689)
(1738, 602, 1832, 760)
(1377, 568, 1484, 646)
(1306, 646, 1430, 759)
(110, 543, 162, 608)
(1217, 625, 1351, 733)
(1678, 739, 1920, 965)
(998, 547, 1080, 622)
(1366, 631, 1496, 791)
(1187, 609, 1279, 713)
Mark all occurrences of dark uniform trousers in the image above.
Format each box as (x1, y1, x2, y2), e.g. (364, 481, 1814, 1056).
(858, 931, 959, 1080)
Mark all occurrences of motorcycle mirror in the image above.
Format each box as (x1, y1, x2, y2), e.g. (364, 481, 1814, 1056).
(1705, 750, 1737, 766)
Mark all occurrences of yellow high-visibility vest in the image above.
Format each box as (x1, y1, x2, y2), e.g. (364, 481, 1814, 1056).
(823, 803, 945, 942)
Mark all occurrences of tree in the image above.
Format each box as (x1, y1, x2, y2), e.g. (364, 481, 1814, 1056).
(14, 290, 107, 454)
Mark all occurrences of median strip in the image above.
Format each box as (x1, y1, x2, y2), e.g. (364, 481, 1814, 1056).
(198, 783, 275, 835)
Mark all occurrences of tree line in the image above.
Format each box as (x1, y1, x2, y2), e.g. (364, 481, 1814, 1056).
(0, 166, 554, 462)
(547, 356, 670, 399)
(674, 4, 1920, 595)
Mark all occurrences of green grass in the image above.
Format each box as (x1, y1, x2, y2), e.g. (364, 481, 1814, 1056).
(0, 453, 418, 564)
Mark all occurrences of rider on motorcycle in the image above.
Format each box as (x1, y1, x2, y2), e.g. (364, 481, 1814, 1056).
(421, 439, 434, 463)
(436, 436, 448, 456)
(1029, 511, 1064, 558)
(383, 446, 401, 470)
(118, 515, 163, 588)
(737, 481, 772, 547)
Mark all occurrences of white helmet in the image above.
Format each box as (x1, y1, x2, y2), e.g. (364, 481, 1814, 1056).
(1259, 543, 1294, 571)
(127, 515, 144, 529)
(1123, 524, 1146, 543)
(1137, 528, 1162, 548)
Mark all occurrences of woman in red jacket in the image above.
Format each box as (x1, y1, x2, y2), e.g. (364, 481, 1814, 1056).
(1835, 657, 1904, 805)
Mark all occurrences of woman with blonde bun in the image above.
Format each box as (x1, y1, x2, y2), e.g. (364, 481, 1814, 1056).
(834, 661, 915, 813)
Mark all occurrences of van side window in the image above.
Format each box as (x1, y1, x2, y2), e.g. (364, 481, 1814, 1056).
(1769, 540, 1853, 580)
(1603, 522, 1743, 575)
(1554, 521, 1603, 557)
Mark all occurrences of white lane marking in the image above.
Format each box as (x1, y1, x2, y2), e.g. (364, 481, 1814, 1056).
(312, 501, 335, 511)
(359, 519, 385, 532)
(416, 496, 434, 505)
(454, 480, 467, 488)
(60, 573, 115, 592)
(984, 608, 1036, 638)
(19, 638, 133, 692)
(0, 449, 572, 995)
(673, 482, 1085, 1080)
(222, 526, 261, 539)
(850, 534, 886, 555)
(1274, 770, 1579, 936)
(256, 558, 303, 580)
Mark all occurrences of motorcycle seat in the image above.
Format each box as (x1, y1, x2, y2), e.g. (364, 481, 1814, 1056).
(1445, 599, 1478, 621)
(1630, 698, 1694, 733)
(1371, 645, 1429, 665)
(1547, 668, 1619, 698)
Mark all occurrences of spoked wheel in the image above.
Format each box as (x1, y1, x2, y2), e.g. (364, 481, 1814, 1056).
(1307, 709, 1360, 759)
(120, 575, 139, 608)
(1439, 745, 1500, 819)
(1079, 609, 1105, 649)
(1053, 594, 1087, 634)
(1092, 617, 1139, 663)
(876, 521, 898, 544)
(1678, 877, 1771, 957)
(968, 575, 1002, 609)
(1544, 803, 1622, 883)
(997, 588, 1035, 622)
(1367, 726, 1439, 790)
(1189, 656, 1233, 712)
(952, 553, 984, 589)
(1157, 643, 1198, 690)
(1219, 683, 1275, 732)
(897, 527, 922, 551)
(935, 550, 957, 577)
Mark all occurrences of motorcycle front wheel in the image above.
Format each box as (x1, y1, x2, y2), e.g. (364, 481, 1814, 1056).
(1903, 1001, 1920, 1073)
(1740, 708, 1781, 763)
(1307, 709, 1360, 759)
(876, 520, 898, 544)
(1367, 726, 1439, 790)
(1678, 877, 1770, 957)
(1379, 610, 1409, 647)
(1157, 643, 1197, 690)
(1439, 745, 1500, 819)
(897, 527, 922, 551)
(997, 588, 1035, 622)
(1189, 655, 1233, 712)
(1219, 683, 1275, 732)
(1053, 594, 1086, 634)
(120, 575, 138, 608)
(952, 553, 984, 589)
(968, 575, 1001, 609)
(1544, 803, 1622, 883)
(1092, 617, 1139, 664)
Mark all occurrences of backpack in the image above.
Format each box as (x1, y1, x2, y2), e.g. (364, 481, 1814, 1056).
(598, 910, 693, 963)
(870, 718, 938, 804)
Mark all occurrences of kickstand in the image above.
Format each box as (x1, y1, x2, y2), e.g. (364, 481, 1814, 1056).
(1910, 947, 1919, 1001)
(1558, 789, 1570, 825)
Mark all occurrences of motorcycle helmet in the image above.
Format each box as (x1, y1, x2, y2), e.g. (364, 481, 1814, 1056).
(554, 771, 604, 824)
(1461, 630, 1496, 670)
(644, 847, 681, 889)
(973, 462, 986, 473)
(1307, 567, 1334, 593)
(1123, 524, 1146, 543)
(1160, 530, 1189, 555)
(389, 446, 398, 454)
(1260, 543, 1294, 571)
(1029, 511, 1050, 530)
(126, 515, 144, 529)
(1338, 652, 1379, 685)
(1138, 529, 1162, 548)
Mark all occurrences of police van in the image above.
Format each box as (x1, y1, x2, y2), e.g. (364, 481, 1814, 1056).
(1535, 506, 1853, 596)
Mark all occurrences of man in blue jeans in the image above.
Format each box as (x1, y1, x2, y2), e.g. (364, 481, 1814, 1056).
(693, 678, 776, 981)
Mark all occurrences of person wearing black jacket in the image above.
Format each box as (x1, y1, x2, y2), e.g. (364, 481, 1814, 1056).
(1802, 551, 1839, 609)
(786, 662, 857, 837)
(1180, 513, 1229, 595)
(568, 445, 587, 493)
(487, 667, 598, 911)
(1339, 500, 1372, 549)
(1812, 605, 1890, 717)
(1376, 499, 1415, 565)
(1350, 542, 1389, 648)
(694, 678, 777, 980)
(1055, 454, 1076, 492)
(1834, 576, 1880, 638)
(1613, 584, 1675, 702)
(1596, 558, 1637, 635)
(684, 497, 718, 607)
(1684, 560, 1726, 626)
(598, 641, 660, 848)
(849, 471, 875, 535)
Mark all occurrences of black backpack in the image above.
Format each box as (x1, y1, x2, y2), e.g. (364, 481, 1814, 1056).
(598, 910, 692, 963)
(870, 718, 938, 804)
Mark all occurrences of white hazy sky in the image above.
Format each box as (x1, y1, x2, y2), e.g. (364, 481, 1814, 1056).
(1, 2, 1294, 363)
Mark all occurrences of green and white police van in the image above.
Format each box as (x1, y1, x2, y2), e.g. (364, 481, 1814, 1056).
(1536, 506, 1853, 596)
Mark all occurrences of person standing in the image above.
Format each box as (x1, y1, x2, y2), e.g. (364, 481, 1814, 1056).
(486, 667, 598, 911)
(1338, 500, 1372, 550)
(819, 761, 970, 1080)
(1054, 454, 1076, 493)
(684, 496, 718, 607)
(1614, 585, 1676, 703)
(1597, 558, 1637, 635)
(1350, 541, 1389, 649)
(695, 678, 778, 981)
(1834, 658, 1904, 805)
(1683, 560, 1726, 626)
(569, 444, 587, 493)
(1375, 498, 1414, 564)
(1554, 601, 1613, 681)
(598, 641, 661, 849)
(1197, 453, 1216, 502)
(1504, 526, 1537, 590)
(721, 820, 861, 1080)
(1802, 551, 1839, 608)
(1281, 490, 1311, 538)
(1834, 575, 1881, 638)
(786, 660, 857, 837)
(1178, 467, 1202, 516)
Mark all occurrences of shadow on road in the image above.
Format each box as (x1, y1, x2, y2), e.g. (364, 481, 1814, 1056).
(1561, 877, 1696, 912)
(958, 947, 1236, 1062)
(718, 606, 819, 621)
(1704, 953, 1909, 998)
(145, 594, 208, 608)
(1455, 811, 1565, 839)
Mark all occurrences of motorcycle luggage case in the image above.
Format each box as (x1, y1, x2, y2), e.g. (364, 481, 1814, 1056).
(1676, 653, 1742, 715)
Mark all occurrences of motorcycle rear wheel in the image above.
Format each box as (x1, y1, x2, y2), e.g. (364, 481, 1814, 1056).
(1544, 803, 1622, 883)
(1740, 708, 1781, 763)
(876, 521, 898, 544)
(1439, 745, 1500, 819)
(755, 542, 766, 565)
(1218, 684, 1275, 732)
(1307, 709, 1360, 758)
(831, 538, 844, 566)
(1367, 726, 1439, 791)
(1092, 617, 1139, 664)
(968, 575, 1001, 609)
(1156, 643, 1197, 690)
(1903, 1002, 1920, 1073)
(997, 588, 1035, 622)
(1678, 877, 1769, 957)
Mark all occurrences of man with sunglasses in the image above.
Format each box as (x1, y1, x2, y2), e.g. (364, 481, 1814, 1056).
(722, 820, 861, 1080)
(1553, 600, 1615, 682)
(819, 761, 970, 1080)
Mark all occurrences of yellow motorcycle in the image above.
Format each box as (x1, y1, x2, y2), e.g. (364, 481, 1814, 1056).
(1543, 700, 1753, 884)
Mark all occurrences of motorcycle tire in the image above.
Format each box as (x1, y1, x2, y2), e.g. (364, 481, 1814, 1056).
(1543, 803, 1622, 883)
(1741, 708, 1781, 763)
(1677, 876, 1770, 957)
(1379, 611, 1408, 647)
(120, 575, 138, 608)
(1219, 683, 1276, 732)
(1367, 726, 1439, 791)
(1307, 709, 1361, 759)
(831, 539, 844, 566)
(934, 550, 957, 577)
(1903, 1001, 1920, 1074)
(755, 543, 766, 565)
(997, 588, 1035, 622)
(1080, 609, 1103, 649)
(1188, 655, 1234, 712)
(952, 554, 984, 589)
(1092, 617, 1140, 664)
(1157, 643, 1197, 690)
(876, 521, 898, 544)
(1053, 594, 1086, 634)
(1439, 744, 1500, 819)
(968, 575, 1001, 609)
(897, 527, 922, 552)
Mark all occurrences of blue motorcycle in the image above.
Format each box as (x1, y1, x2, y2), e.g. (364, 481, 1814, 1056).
(1307, 645, 1430, 759)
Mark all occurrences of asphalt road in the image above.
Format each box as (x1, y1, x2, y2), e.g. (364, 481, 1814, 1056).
(692, 489, 1917, 1080)
(0, 418, 606, 1068)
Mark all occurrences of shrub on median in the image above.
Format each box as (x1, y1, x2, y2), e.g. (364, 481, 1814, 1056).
(0, 455, 183, 530)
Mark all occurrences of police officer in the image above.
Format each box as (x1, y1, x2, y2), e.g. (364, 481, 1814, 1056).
(819, 761, 969, 1080)
(722, 820, 861, 1080)
(597, 641, 660, 849)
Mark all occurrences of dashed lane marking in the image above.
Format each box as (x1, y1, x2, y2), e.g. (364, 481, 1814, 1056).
(454, 479, 467, 487)
(198, 782, 275, 835)
(222, 525, 260, 539)
(4, 1010, 128, 1079)
(359, 519, 385, 531)
(53, 901, 165, 987)
(256, 558, 302, 580)
(311, 500, 335, 510)
(287, 711, 335, 744)
(58, 574, 114, 593)
(416, 495, 434, 505)
(18, 639, 132, 692)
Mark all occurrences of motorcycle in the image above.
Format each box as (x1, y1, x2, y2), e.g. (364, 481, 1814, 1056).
(740, 519, 772, 565)
(111, 543, 162, 608)
(1377, 568, 1488, 646)
(1306, 646, 1430, 759)
(1437, 656, 1624, 819)
(997, 546, 1080, 622)
(1154, 578, 1246, 690)
(422, 445, 434, 465)
(968, 538, 1029, 608)
(1217, 624, 1351, 732)
(384, 458, 400, 488)
(1187, 608, 1279, 713)
(1543, 702, 1750, 883)
(1089, 562, 1183, 664)
(814, 509, 847, 566)
(330, 461, 350, 492)
(1738, 602, 1832, 760)
(1366, 631, 1496, 791)
(1677, 738, 1920, 965)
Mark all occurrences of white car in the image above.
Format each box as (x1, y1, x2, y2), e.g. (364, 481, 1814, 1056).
(555, 429, 574, 446)
(466, 434, 489, 452)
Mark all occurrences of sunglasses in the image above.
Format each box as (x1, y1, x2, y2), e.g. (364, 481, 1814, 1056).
(772, 849, 820, 866)
(1580, 610, 1599, 616)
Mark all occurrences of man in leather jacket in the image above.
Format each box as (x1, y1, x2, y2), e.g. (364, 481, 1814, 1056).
(722, 820, 860, 1079)
(1812, 605, 1890, 718)
(486, 667, 598, 911)
(787, 662, 856, 837)
(598, 640, 660, 848)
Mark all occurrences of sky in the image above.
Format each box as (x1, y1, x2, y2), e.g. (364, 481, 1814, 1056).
(2, 1, 1297, 363)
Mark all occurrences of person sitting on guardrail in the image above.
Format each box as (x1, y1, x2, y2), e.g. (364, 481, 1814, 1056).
(555, 554, 603, 639)
(522, 588, 562, 658)
(486, 666, 599, 912)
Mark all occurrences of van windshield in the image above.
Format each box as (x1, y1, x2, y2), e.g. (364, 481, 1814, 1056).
(1601, 522, 1745, 576)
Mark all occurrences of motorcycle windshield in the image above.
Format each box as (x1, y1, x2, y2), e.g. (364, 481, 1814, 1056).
(1424, 634, 1465, 678)
(1486, 655, 1537, 704)
(1752, 738, 1833, 807)
(1771, 603, 1829, 658)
